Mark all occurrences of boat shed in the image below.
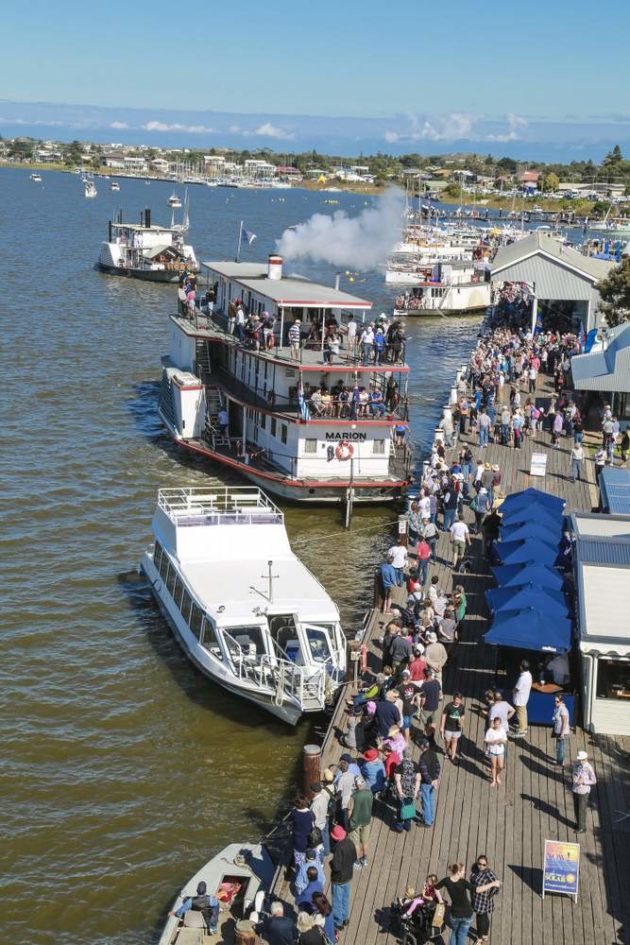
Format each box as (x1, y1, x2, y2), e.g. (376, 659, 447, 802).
(570, 323, 630, 425)
(572, 511, 630, 735)
(491, 231, 614, 332)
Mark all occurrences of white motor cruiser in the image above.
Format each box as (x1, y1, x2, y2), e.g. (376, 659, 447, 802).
(141, 486, 346, 725)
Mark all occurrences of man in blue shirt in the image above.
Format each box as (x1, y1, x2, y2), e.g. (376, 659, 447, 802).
(379, 559, 398, 614)
(172, 881, 219, 934)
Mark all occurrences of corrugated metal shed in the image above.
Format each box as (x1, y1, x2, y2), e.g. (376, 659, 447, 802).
(600, 467, 630, 515)
(573, 511, 630, 655)
(571, 323, 630, 392)
(492, 231, 614, 281)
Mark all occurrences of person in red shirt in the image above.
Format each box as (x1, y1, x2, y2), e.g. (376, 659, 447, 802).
(408, 645, 428, 682)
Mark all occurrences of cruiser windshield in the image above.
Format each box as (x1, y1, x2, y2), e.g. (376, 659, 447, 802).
(305, 626, 332, 663)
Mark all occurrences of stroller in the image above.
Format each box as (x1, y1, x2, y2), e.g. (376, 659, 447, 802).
(391, 899, 446, 945)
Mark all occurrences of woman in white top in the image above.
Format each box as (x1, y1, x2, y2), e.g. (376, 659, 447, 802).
(484, 716, 507, 787)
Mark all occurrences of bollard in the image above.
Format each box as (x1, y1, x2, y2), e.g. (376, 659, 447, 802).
(397, 513, 408, 547)
(347, 639, 362, 686)
(303, 744, 322, 799)
(450, 385, 458, 405)
(434, 427, 444, 445)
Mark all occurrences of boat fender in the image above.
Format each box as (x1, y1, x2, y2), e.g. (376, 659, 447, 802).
(335, 441, 354, 461)
(360, 644, 368, 674)
(152, 578, 162, 592)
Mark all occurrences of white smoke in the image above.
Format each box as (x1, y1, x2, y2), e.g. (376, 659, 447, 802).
(276, 188, 404, 271)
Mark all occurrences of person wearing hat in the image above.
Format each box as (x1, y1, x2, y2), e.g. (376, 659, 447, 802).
(329, 825, 357, 932)
(424, 632, 448, 682)
(571, 750, 597, 833)
(310, 781, 332, 857)
(348, 775, 373, 868)
(360, 748, 386, 794)
(408, 644, 428, 682)
(172, 880, 219, 933)
(335, 755, 360, 830)
(288, 318, 302, 360)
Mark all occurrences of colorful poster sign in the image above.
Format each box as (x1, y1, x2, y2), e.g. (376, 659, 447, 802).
(542, 840, 580, 900)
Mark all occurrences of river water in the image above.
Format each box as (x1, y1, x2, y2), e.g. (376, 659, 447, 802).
(0, 169, 476, 944)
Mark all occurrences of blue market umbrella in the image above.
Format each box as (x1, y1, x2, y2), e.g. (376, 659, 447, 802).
(486, 582, 568, 617)
(500, 521, 562, 545)
(494, 538, 559, 567)
(491, 564, 565, 591)
(500, 505, 563, 533)
(484, 606, 572, 653)
(499, 488, 565, 515)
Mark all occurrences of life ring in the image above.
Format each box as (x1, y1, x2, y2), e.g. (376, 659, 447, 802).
(335, 441, 354, 461)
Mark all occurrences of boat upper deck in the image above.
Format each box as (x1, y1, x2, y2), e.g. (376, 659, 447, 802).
(157, 486, 283, 528)
(170, 313, 410, 374)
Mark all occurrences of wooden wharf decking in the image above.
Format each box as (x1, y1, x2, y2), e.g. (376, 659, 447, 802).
(268, 376, 630, 945)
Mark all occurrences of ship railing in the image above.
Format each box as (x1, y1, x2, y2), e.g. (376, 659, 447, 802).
(157, 486, 283, 524)
(223, 633, 328, 710)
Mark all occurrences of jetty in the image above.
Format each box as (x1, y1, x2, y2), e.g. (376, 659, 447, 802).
(269, 375, 630, 945)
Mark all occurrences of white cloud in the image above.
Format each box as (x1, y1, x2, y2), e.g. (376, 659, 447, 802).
(383, 112, 529, 145)
(109, 121, 129, 129)
(252, 122, 294, 140)
(484, 113, 528, 142)
(142, 120, 215, 133)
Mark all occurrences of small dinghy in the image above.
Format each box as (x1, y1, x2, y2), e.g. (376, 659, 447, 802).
(158, 842, 274, 945)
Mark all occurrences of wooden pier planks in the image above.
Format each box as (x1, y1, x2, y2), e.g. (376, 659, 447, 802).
(268, 376, 629, 945)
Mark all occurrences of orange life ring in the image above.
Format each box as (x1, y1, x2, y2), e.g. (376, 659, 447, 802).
(335, 440, 354, 461)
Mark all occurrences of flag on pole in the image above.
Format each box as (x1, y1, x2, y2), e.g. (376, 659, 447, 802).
(242, 227, 257, 245)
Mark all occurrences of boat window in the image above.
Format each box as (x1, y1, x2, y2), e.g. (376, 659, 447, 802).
(261, 413, 267, 430)
(181, 589, 193, 625)
(268, 614, 303, 664)
(305, 626, 332, 662)
(165, 563, 177, 597)
(271, 418, 277, 438)
(200, 619, 223, 660)
(225, 625, 266, 660)
(304, 439, 317, 454)
(154, 542, 163, 573)
(373, 439, 385, 454)
(173, 576, 185, 610)
(189, 602, 204, 636)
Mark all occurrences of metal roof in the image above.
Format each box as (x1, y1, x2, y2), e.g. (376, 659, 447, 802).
(202, 261, 372, 309)
(573, 511, 630, 654)
(599, 468, 630, 515)
(492, 231, 614, 283)
(570, 323, 630, 392)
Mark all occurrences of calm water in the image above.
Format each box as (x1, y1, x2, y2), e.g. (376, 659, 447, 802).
(0, 168, 475, 944)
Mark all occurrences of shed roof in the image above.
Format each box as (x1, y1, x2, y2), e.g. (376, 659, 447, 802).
(599, 468, 630, 516)
(492, 231, 614, 283)
(573, 511, 630, 655)
(570, 323, 630, 392)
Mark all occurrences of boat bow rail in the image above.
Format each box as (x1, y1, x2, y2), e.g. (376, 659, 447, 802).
(223, 631, 335, 713)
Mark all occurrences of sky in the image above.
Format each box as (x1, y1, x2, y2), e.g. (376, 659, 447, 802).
(2, 0, 630, 161)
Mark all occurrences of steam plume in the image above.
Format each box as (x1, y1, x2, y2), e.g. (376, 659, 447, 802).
(276, 188, 404, 271)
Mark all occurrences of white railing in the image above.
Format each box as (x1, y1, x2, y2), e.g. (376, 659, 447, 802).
(158, 486, 283, 526)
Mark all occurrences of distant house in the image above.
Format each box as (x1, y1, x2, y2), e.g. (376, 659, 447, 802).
(151, 158, 170, 173)
(519, 170, 542, 184)
(123, 156, 148, 173)
(104, 154, 126, 169)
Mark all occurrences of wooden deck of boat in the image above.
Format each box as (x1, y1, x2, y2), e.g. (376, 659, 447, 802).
(269, 381, 630, 945)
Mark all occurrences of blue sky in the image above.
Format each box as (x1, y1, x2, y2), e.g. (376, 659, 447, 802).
(2, 0, 630, 160)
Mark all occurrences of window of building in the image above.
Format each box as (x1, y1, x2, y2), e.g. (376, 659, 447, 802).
(373, 439, 386, 454)
(281, 424, 288, 445)
(271, 418, 277, 438)
(304, 439, 317, 454)
(596, 658, 630, 699)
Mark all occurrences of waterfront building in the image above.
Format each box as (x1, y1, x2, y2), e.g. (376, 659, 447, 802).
(571, 323, 630, 425)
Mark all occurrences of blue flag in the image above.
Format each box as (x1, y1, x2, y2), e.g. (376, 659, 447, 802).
(242, 227, 257, 245)
(298, 382, 311, 421)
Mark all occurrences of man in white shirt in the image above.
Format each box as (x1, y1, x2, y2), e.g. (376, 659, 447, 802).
(449, 514, 471, 568)
(387, 539, 408, 585)
(346, 317, 358, 353)
(512, 660, 533, 737)
(488, 690, 515, 760)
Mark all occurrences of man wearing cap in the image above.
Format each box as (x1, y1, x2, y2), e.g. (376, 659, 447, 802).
(348, 775, 373, 868)
(424, 632, 448, 681)
(335, 755, 361, 830)
(329, 825, 357, 932)
(417, 737, 441, 827)
(397, 669, 419, 740)
(408, 644, 428, 682)
(310, 781, 331, 856)
(571, 751, 597, 833)
(172, 881, 219, 934)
